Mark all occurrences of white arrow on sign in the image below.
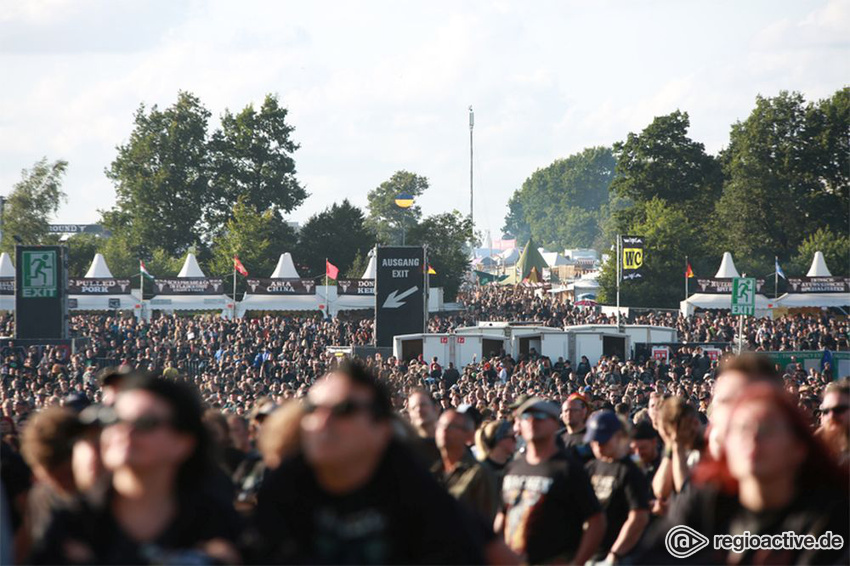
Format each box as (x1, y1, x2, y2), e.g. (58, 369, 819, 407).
(382, 286, 418, 309)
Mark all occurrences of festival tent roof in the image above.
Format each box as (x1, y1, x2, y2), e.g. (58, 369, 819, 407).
(178, 253, 206, 278)
(271, 253, 300, 278)
(806, 251, 832, 277)
(361, 249, 377, 279)
(541, 252, 570, 267)
(0, 253, 14, 278)
(516, 239, 548, 280)
(84, 253, 114, 278)
(715, 252, 740, 278)
(498, 247, 520, 265)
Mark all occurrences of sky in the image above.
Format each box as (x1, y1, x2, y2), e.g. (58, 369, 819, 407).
(1, 0, 848, 243)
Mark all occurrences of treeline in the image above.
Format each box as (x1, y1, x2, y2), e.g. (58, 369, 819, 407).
(503, 89, 850, 307)
(2, 93, 472, 300)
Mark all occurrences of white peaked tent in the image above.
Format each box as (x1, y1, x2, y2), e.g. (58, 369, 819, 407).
(238, 252, 317, 316)
(776, 251, 849, 309)
(541, 252, 570, 268)
(84, 253, 114, 278)
(714, 251, 740, 278)
(807, 251, 832, 277)
(178, 253, 206, 278)
(361, 250, 377, 279)
(150, 253, 232, 316)
(499, 247, 520, 266)
(270, 253, 300, 279)
(0, 252, 14, 311)
(70, 254, 139, 312)
(680, 252, 773, 317)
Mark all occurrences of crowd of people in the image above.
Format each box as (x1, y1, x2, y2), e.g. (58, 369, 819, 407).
(0, 286, 848, 564)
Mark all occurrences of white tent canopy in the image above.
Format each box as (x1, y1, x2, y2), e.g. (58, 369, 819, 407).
(681, 252, 772, 317)
(271, 253, 300, 278)
(499, 248, 520, 265)
(0, 253, 14, 277)
(806, 251, 832, 277)
(715, 252, 740, 278)
(178, 253, 206, 277)
(541, 252, 570, 267)
(84, 253, 114, 278)
(361, 250, 376, 279)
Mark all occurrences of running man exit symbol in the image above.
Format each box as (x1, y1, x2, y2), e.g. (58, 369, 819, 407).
(21, 250, 57, 298)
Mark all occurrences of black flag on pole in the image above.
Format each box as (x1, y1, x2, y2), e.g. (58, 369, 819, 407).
(621, 236, 645, 281)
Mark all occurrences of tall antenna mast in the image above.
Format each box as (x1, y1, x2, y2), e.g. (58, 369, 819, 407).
(469, 105, 474, 246)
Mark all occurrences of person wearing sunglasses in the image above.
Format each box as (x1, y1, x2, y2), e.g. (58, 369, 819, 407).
(815, 380, 849, 469)
(496, 396, 604, 565)
(253, 359, 485, 564)
(30, 374, 241, 565)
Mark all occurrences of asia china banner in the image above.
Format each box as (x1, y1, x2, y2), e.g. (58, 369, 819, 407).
(246, 278, 316, 295)
(69, 278, 132, 294)
(337, 279, 375, 296)
(787, 277, 850, 294)
(154, 278, 224, 295)
(696, 278, 767, 294)
(0, 278, 12, 296)
(621, 235, 645, 281)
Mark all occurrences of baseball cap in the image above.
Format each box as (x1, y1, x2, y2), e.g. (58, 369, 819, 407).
(583, 410, 623, 444)
(516, 397, 560, 420)
(567, 392, 589, 407)
(62, 392, 91, 413)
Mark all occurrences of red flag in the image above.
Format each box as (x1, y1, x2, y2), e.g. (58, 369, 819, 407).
(233, 256, 248, 277)
(685, 262, 694, 278)
(326, 260, 339, 280)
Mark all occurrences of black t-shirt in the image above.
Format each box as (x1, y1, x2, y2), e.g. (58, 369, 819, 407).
(253, 441, 485, 564)
(501, 450, 601, 564)
(30, 480, 242, 565)
(637, 485, 850, 565)
(585, 456, 650, 555)
(562, 428, 594, 463)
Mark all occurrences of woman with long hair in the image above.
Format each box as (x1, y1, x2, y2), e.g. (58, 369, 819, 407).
(31, 374, 242, 564)
(638, 383, 849, 564)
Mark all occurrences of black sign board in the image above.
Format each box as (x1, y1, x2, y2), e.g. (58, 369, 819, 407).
(338, 279, 375, 296)
(48, 224, 104, 235)
(15, 245, 68, 339)
(153, 278, 224, 295)
(375, 247, 426, 347)
(0, 278, 12, 296)
(696, 278, 767, 294)
(245, 278, 317, 295)
(787, 277, 849, 293)
(69, 278, 132, 294)
(621, 235, 645, 281)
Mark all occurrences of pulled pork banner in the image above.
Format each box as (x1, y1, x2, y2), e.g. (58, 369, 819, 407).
(69, 278, 132, 294)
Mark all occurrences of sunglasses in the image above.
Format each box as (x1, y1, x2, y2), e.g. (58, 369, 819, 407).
(521, 410, 554, 421)
(303, 399, 377, 419)
(821, 405, 849, 416)
(101, 411, 174, 433)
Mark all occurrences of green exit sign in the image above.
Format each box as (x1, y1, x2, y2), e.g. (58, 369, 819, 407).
(21, 250, 58, 298)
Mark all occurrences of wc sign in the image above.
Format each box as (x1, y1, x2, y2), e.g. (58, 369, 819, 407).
(21, 250, 58, 298)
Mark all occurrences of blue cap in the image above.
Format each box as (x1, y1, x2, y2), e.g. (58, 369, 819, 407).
(583, 410, 623, 444)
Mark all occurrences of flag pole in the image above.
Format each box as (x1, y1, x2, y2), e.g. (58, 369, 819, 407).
(325, 258, 330, 318)
(616, 234, 621, 329)
(232, 260, 237, 320)
(685, 255, 688, 301)
(774, 256, 778, 300)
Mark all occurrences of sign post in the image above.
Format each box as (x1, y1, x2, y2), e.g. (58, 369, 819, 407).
(732, 277, 755, 353)
(375, 246, 427, 348)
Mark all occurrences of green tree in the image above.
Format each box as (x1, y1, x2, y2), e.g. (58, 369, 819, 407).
(715, 90, 849, 264)
(1, 158, 67, 253)
(407, 211, 472, 301)
(65, 234, 103, 277)
(611, 111, 722, 219)
(98, 234, 140, 279)
(792, 227, 849, 276)
(598, 198, 705, 308)
(502, 147, 616, 249)
(297, 199, 373, 277)
(365, 171, 429, 244)
(209, 198, 298, 293)
(345, 250, 371, 279)
(208, 94, 306, 231)
(102, 91, 211, 257)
